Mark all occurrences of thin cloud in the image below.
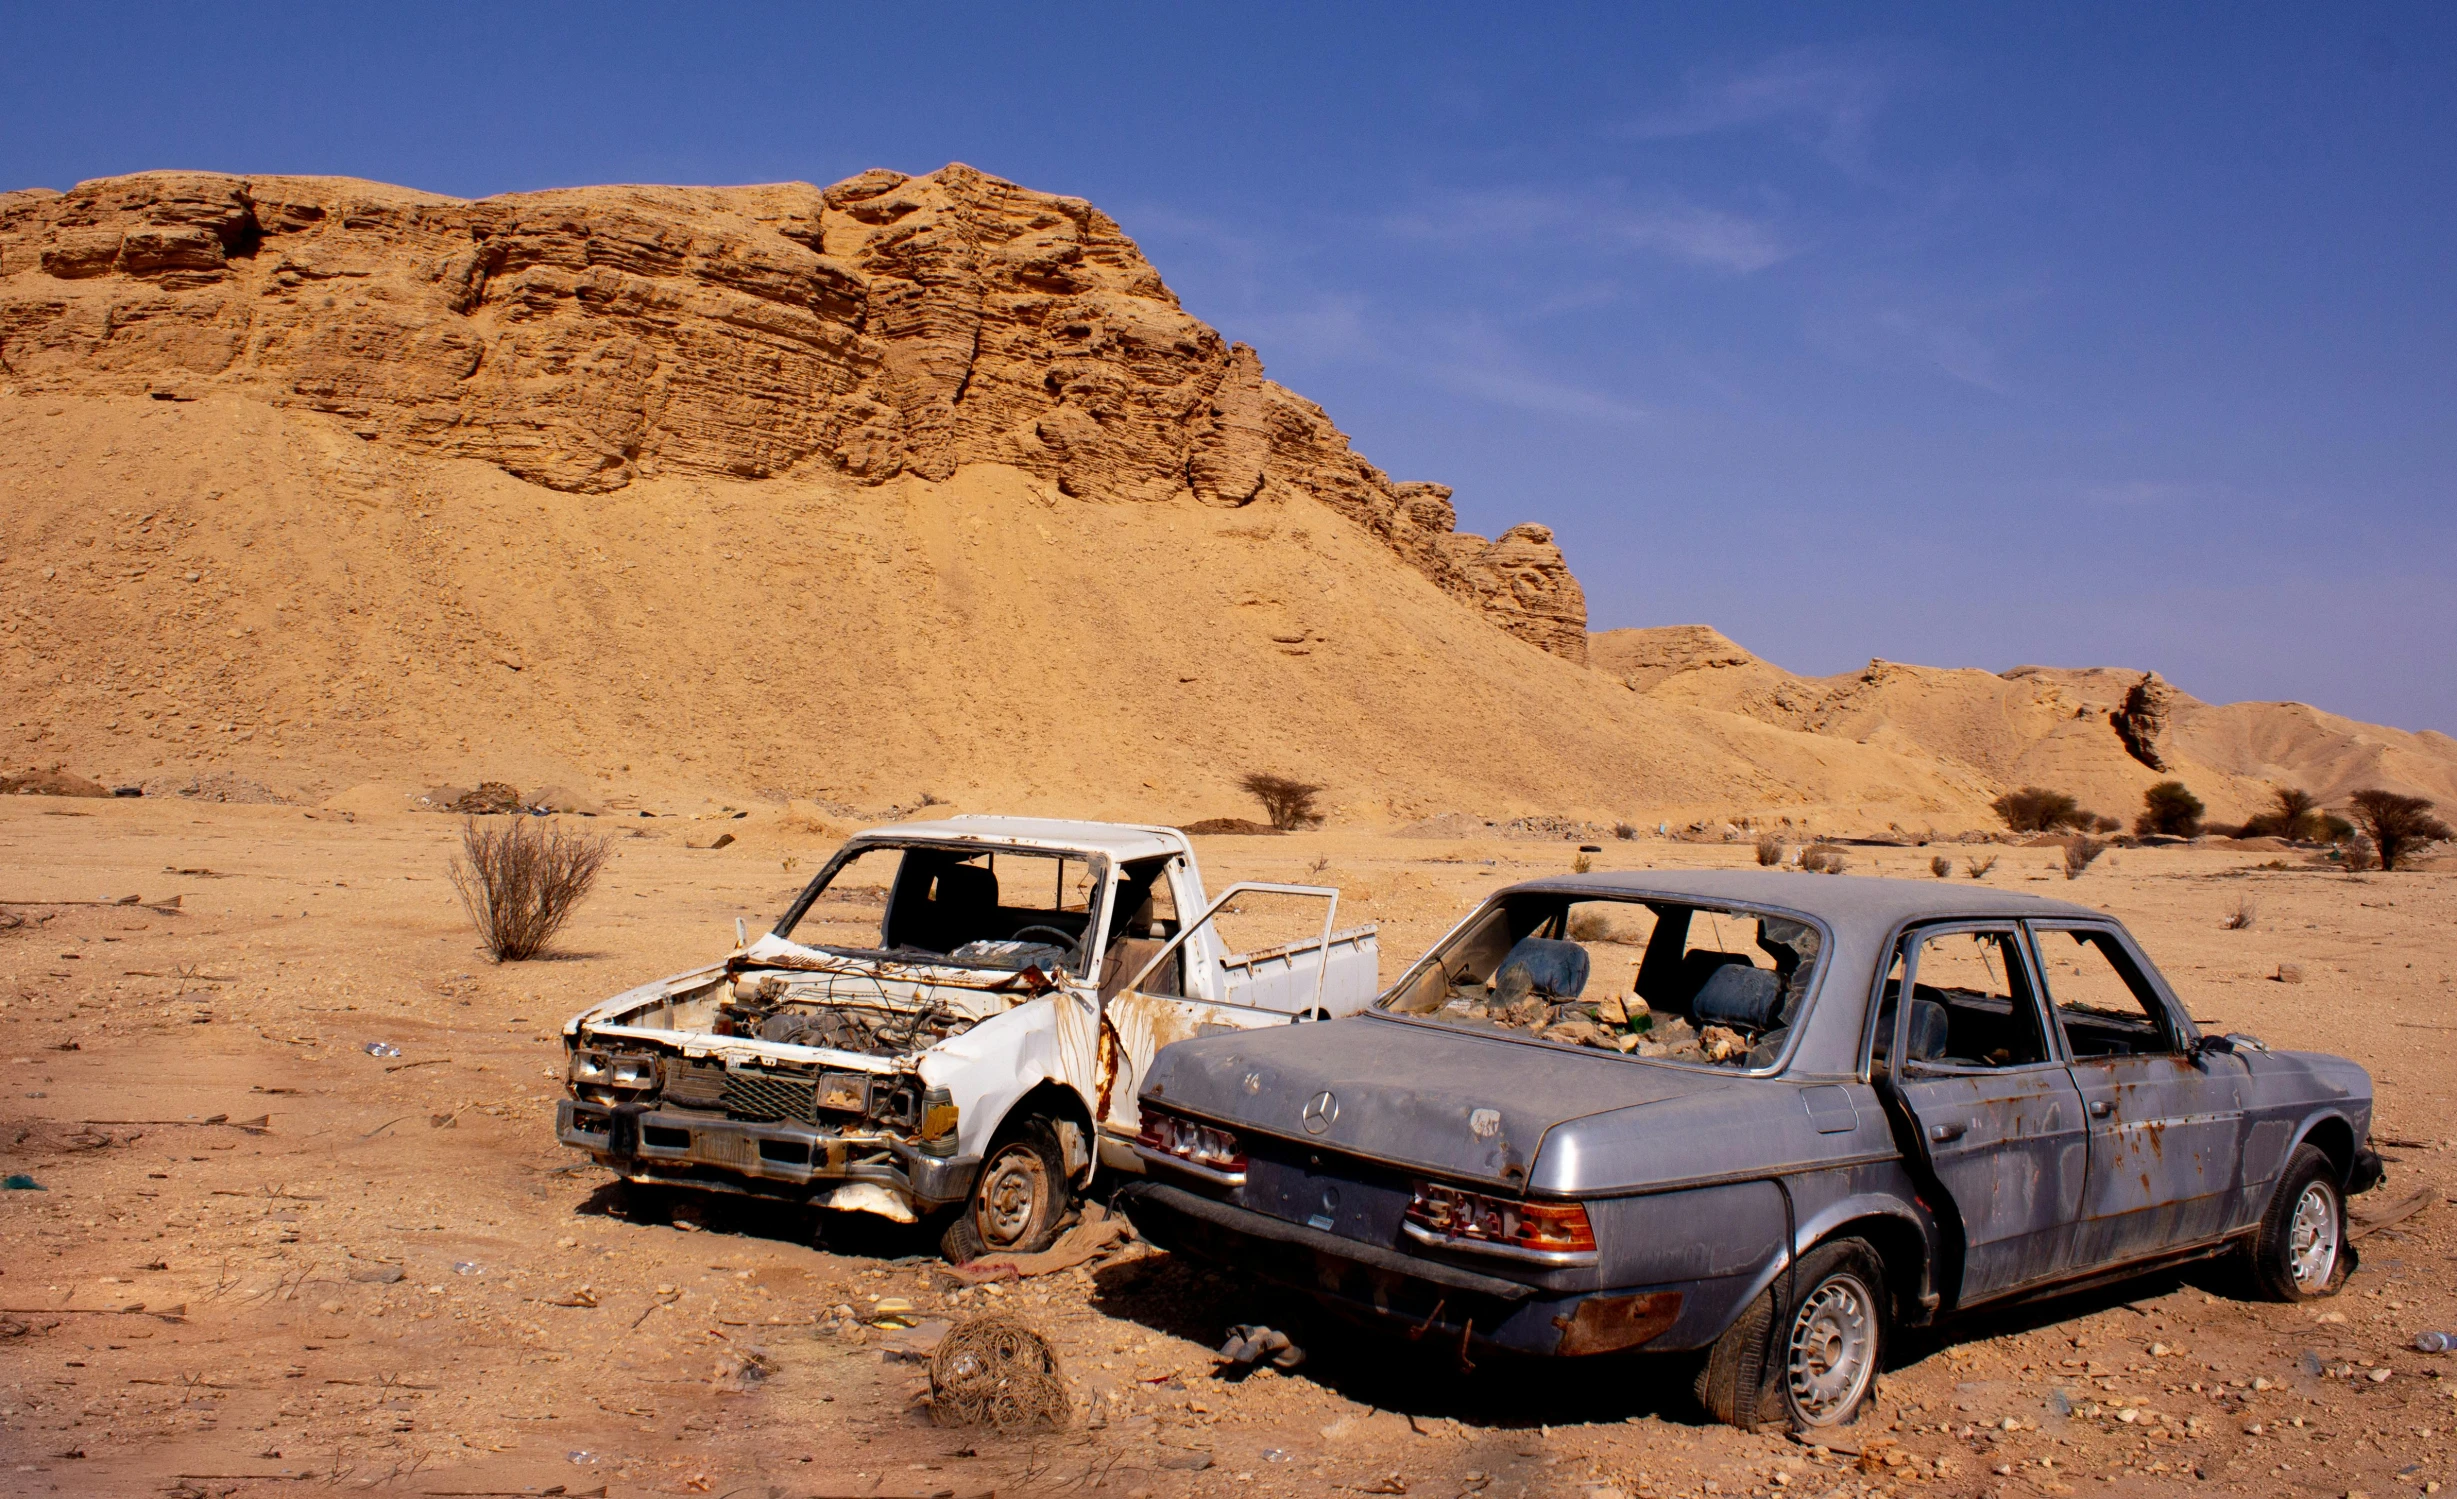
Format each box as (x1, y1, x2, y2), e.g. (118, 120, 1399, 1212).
(2080, 479, 2232, 509)
(1390, 185, 1791, 274)
(1628, 46, 1911, 177)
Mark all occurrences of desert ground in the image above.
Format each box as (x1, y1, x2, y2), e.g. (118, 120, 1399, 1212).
(2, 796, 2451, 1499)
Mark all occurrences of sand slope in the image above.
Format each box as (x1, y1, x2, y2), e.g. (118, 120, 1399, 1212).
(2, 392, 2014, 824)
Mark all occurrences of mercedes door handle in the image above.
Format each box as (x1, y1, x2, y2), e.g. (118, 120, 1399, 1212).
(2089, 1100, 2113, 1118)
(1928, 1121, 1968, 1143)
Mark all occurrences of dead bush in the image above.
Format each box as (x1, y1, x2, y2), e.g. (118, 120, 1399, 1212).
(1571, 850, 1593, 874)
(1754, 833, 1785, 867)
(1239, 772, 1324, 832)
(1801, 844, 1846, 875)
(1930, 855, 1953, 879)
(1992, 786, 2084, 833)
(1613, 821, 1638, 841)
(2346, 789, 2451, 872)
(2063, 835, 2107, 880)
(2243, 787, 2322, 842)
(450, 816, 612, 962)
(2090, 814, 2121, 834)
(2340, 835, 2379, 873)
(1965, 854, 1998, 879)
(2223, 896, 2257, 931)
(2135, 781, 2205, 838)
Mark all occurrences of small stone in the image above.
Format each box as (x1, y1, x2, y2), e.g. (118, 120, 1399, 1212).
(317, 1299, 345, 1315)
(2275, 963, 2305, 984)
(2367, 1367, 2393, 1383)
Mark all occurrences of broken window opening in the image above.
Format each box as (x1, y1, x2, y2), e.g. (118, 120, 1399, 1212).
(1379, 894, 1823, 1069)
(772, 841, 1110, 976)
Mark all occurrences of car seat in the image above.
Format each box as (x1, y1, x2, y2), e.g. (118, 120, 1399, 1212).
(1691, 962, 1784, 1031)
(1494, 936, 1590, 1003)
(1905, 998, 1952, 1063)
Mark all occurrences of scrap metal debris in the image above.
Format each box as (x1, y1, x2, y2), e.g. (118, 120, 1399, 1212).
(947, 1201, 1135, 1284)
(1217, 1323, 1306, 1370)
(927, 1313, 1071, 1432)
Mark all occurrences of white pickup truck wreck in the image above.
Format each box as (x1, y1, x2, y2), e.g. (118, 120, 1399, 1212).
(556, 816, 1378, 1260)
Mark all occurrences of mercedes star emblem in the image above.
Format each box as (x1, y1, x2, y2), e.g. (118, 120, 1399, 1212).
(1302, 1089, 1338, 1135)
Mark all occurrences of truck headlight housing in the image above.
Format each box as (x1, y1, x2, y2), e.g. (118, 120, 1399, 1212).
(918, 1086, 959, 1158)
(609, 1054, 661, 1090)
(568, 1049, 611, 1085)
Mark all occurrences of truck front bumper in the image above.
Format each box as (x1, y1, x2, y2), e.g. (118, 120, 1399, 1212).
(557, 1098, 980, 1209)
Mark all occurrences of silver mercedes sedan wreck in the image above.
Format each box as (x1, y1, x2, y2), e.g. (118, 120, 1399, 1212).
(1116, 871, 2382, 1432)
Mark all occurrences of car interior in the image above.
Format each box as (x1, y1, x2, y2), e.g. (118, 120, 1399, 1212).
(1383, 894, 1823, 1067)
(1870, 928, 2053, 1071)
(778, 843, 1106, 972)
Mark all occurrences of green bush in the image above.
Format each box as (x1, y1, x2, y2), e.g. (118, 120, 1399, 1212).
(2135, 781, 2205, 838)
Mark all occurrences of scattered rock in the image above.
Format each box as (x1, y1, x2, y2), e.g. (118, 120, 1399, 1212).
(1179, 818, 1284, 837)
(1, 765, 111, 798)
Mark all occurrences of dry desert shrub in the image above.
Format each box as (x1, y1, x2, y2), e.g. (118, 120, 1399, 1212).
(2244, 787, 2322, 842)
(451, 816, 612, 962)
(1239, 772, 1324, 831)
(1613, 821, 1638, 841)
(1754, 833, 1786, 867)
(2223, 896, 2257, 931)
(1965, 854, 1999, 879)
(1571, 850, 1593, 874)
(1930, 855, 1953, 879)
(2346, 789, 2451, 872)
(2063, 835, 2107, 880)
(1801, 844, 1847, 875)
(2340, 835, 2379, 873)
(1992, 786, 2084, 833)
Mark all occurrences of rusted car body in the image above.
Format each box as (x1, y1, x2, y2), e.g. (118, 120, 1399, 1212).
(555, 817, 1376, 1258)
(1119, 871, 2381, 1428)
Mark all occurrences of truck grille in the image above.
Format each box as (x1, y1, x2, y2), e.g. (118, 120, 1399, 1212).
(722, 1071, 817, 1123)
(665, 1060, 726, 1108)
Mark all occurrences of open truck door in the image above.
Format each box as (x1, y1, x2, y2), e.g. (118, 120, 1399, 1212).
(1090, 881, 1377, 1158)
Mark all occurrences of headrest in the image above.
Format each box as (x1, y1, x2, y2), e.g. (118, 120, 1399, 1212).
(931, 862, 997, 911)
(1905, 999, 1951, 1063)
(1692, 963, 1783, 1031)
(1495, 936, 1590, 1003)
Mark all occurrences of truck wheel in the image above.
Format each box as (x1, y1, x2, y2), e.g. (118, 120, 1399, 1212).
(1697, 1238, 1888, 1432)
(2248, 1144, 2349, 1301)
(941, 1116, 1074, 1263)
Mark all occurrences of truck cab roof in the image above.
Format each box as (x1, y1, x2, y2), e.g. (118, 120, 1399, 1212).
(851, 816, 1193, 863)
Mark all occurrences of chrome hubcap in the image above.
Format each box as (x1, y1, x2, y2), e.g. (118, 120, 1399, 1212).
(976, 1146, 1049, 1249)
(2288, 1181, 2340, 1290)
(1788, 1271, 1878, 1424)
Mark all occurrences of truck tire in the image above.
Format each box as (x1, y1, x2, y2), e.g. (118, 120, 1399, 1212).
(2247, 1144, 2350, 1301)
(941, 1115, 1074, 1264)
(1697, 1238, 1888, 1432)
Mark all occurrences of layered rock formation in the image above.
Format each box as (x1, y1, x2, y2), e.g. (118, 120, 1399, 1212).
(0, 165, 1585, 657)
(1593, 625, 2457, 822)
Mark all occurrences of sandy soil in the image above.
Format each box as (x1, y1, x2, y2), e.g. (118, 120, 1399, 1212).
(2, 798, 2453, 1499)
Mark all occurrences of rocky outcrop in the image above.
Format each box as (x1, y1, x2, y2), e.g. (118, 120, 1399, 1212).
(1438, 522, 1589, 663)
(0, 165, 1586, 656)
(1588, 624, 1761, 691)
(2111, 671, 2174, 771)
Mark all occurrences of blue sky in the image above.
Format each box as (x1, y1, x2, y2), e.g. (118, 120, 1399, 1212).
(5, 3, 2450, 731)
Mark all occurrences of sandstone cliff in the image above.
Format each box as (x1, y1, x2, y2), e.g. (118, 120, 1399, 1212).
(0, 166, 1584, 659)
